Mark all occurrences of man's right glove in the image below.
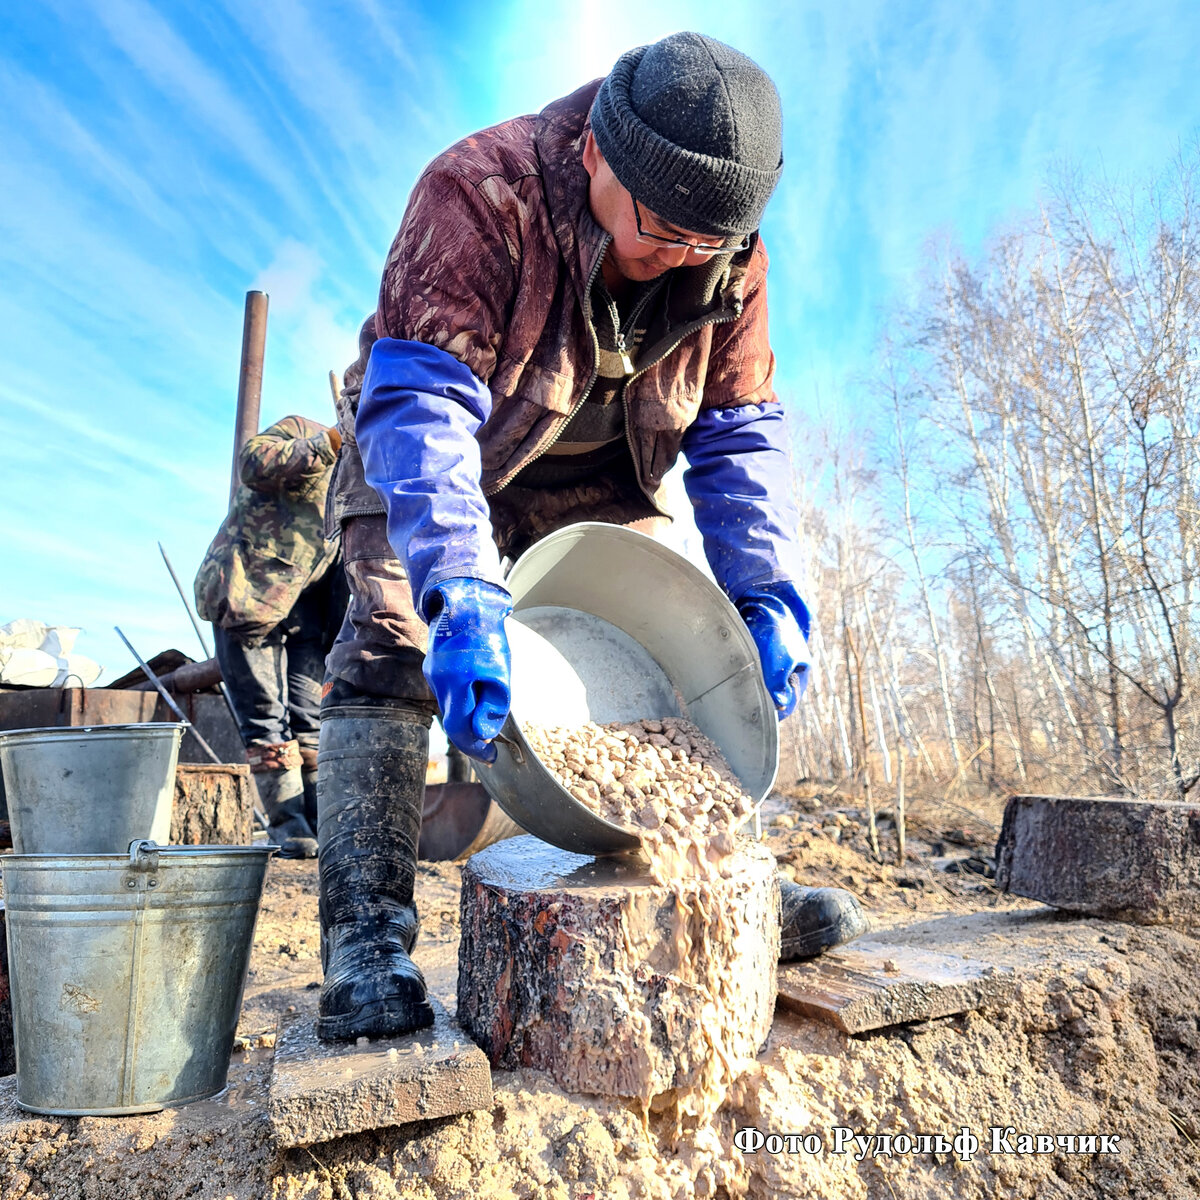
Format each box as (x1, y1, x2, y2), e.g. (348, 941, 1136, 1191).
(736, 580, 811, 719)
(422, 578, 513, 763)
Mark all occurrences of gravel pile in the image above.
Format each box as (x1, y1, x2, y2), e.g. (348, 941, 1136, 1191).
(524, 717, 755, 878)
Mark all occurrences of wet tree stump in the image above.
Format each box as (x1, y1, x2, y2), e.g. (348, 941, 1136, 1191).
(996, 794, 1200, 926)
(170, 763, 255, 845)
(457, 835, 778, 1102)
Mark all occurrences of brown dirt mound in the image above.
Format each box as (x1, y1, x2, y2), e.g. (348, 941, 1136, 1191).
(2, 794, 1198, 1199)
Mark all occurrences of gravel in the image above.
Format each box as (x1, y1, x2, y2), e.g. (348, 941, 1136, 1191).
(524, 717, 755, 880)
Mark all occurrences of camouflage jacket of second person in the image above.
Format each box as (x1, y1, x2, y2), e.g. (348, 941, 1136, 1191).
(329, 78, 777, 534)
(195, 416, 340, 644)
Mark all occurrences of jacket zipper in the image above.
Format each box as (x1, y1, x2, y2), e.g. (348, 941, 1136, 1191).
(484, 246, 745, 501)
(483, 235, 611, 496)
(612, 278, 661, 375)
(619, 302, 742, 512)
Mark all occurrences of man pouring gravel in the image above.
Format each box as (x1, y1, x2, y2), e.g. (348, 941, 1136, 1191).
(318, 31, 868, 1042)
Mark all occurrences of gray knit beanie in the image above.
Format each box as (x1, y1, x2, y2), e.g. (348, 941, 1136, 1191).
(590, 32, 783, 238)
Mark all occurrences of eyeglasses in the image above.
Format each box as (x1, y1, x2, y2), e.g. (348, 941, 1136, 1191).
(631, 196, 751, 257)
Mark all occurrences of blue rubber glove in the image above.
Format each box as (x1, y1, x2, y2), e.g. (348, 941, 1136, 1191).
(736, 580, 812, 719)
(423, 578, 513, 763)
(681, 403, 804, 602)
(357, 338, 506, 619)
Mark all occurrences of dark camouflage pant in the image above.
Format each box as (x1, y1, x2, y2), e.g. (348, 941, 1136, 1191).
(216, 573, 336, 748)
(324, 476, 667, 712)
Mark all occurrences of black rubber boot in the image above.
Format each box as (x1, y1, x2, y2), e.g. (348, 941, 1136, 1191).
(779, 877, 869, 961)
(316, 709, 435, 1041)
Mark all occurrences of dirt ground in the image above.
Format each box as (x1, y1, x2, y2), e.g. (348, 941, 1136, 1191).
(2, 788, 1199, 1199)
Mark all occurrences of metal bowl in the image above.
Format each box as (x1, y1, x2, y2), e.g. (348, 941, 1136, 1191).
(476, 523, 779, 855)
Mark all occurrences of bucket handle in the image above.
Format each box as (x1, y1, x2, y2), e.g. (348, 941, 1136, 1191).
(128, 840, 161, 872)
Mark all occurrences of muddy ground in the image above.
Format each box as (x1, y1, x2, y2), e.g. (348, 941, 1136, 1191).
(2, 789, 1198, 1199)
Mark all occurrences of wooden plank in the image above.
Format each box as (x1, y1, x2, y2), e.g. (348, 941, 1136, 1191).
(777, 941, 1015, 1034)
(267, 998, 492, 1149)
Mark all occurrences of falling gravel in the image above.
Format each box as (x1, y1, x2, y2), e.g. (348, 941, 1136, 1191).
(523, 717, 756, 883)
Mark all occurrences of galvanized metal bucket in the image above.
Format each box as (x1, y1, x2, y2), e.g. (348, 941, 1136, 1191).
(478, 523, 779, 856)
(0, 723, 185, 854)
(2, 839, 274, 1115)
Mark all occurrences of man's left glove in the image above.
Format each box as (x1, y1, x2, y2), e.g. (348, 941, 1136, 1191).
(423, 578, 513, 763)
(736, 580, 811, 719)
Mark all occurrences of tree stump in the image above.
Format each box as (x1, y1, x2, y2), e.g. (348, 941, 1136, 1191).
(457, 835, 778, 1103)
(170, 763, 255, 845)
(996, 794, 1200, 925)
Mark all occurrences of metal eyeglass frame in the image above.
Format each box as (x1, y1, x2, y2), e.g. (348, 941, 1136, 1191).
(631, 196, 751, 256)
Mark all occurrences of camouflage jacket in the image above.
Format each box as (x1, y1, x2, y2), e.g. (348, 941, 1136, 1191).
(195, 416, 339, 643)
(330, 79, 776, 531)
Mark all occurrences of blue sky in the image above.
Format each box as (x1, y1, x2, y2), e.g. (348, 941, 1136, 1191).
(2, 0, 1198, 681)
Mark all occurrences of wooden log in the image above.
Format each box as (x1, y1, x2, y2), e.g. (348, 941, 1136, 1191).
(170, 763, 255, 845)
(457, 835, 778, 1102)
(996, 794, 1200, 926)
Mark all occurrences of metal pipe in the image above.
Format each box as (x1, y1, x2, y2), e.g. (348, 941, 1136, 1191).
(230, 290, 269, 503)
(158, 541, 214, 659)
(129, 657, 222, 695)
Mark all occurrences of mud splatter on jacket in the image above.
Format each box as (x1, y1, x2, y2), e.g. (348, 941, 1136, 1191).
(195, 416, 339, 643)
(330, 79, 777, 534)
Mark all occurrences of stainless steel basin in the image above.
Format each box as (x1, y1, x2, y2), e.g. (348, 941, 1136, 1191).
(477, 523, 779, 855)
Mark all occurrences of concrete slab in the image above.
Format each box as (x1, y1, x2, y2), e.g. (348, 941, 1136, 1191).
(777, 939, 1016, 1034)
(995, 793, 1200, 925)
(267, 997, 492, 1148)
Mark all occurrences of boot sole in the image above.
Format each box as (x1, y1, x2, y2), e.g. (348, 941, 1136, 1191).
(316, 995, 436, 1042)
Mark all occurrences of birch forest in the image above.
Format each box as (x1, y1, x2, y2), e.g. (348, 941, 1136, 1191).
(782, 149, 1200, 804)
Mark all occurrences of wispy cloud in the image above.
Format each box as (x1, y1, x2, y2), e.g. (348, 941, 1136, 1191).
(3, 0, 1200, 683)
(76, 0, 316, 226)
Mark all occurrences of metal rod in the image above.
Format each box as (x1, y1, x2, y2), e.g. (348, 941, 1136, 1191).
(230, 290, 269, 503)
(156, 541, 244, 728)
(157, 541, 213, 658)
(114, 626, 221, 765)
